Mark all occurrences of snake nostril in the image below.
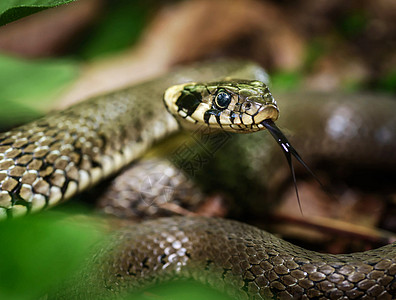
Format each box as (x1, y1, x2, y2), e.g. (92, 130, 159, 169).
(242, 102, 252, 111)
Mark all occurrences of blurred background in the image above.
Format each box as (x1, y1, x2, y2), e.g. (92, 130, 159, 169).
(1, 0, 395, 126)
(0, 0, 396, 299)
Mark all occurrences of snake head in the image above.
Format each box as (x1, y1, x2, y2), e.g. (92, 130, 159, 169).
(164, 79, 279, 132)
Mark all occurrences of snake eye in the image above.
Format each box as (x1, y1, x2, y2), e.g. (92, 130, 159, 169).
(215, 91, 231, 109)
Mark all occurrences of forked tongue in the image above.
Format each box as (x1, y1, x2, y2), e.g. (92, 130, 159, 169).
(262, 119, 324, 215)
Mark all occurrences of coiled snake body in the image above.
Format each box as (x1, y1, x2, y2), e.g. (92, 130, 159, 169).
(0, 61, 395, 299)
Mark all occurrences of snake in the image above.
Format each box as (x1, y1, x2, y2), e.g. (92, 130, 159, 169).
(0, 60, 395, 299)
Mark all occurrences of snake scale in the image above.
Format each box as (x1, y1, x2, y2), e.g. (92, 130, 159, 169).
(0, 60, 395, 299)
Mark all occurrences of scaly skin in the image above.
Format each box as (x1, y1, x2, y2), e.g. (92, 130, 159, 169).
(1, 61, 395, 299)
(60, 217, 396, 300)
(0, 60, 266, 217)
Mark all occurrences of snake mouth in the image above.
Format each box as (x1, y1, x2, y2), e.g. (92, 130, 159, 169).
(251, 104, 279, 124)
(226, 104, 279, 132)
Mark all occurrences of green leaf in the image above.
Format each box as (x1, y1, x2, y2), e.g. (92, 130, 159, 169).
(0, 0, 76, 26)
(0, 212, 103, 299)
(0, 54, 78, 128)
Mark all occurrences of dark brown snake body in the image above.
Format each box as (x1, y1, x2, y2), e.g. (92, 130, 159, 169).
(1, 61, 396, 299)
(65, 217, 396, 300)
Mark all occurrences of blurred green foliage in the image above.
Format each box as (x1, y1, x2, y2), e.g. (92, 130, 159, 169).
(304, 39, 327, 71)
(0, 0, 153, 130)
(77, 0, 150, 60)
(129, 281, 234, 300)
(0, 55, 78, 128)
(337, 11, 368, 38)
(270, 71, 301, 91)
(0, 211, 103, 299)
(377, 70, 396, 93)
(0, 0, 75, 26)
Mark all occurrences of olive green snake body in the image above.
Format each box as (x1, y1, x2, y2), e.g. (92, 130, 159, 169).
(0, 61, 396, 299)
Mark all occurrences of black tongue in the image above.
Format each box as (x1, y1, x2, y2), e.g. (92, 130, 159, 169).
(261, 119, 325, 215)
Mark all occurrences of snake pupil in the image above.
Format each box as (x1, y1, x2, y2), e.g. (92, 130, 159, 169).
(215, 91, 231, 109)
